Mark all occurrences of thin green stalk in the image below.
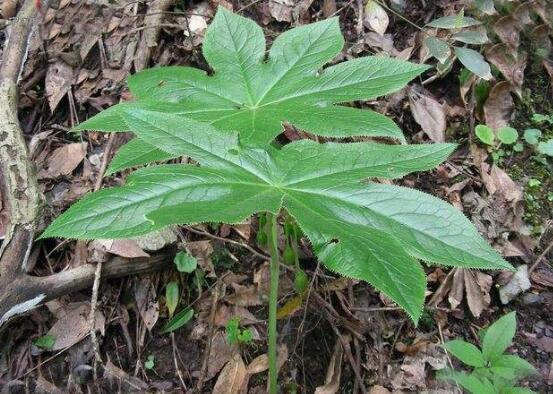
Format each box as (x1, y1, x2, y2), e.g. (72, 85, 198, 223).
(267, 212, 280, 394)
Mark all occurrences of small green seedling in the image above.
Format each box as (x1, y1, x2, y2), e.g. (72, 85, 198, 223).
(475, 124, 520, 162)
(160, 307, 194, 334)
(531, 113, 553, 125)
(174, 250, 198, 273)
(33, 335, 56, 350)
(165, 281, 179, 319)
(41, 8, 512, 392)
(144, 354, 156, 370)
(438, 312, 537, 394)
(226, 317, 254, 346)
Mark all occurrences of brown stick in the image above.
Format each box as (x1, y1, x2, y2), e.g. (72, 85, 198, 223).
(0, 252, 173, 329)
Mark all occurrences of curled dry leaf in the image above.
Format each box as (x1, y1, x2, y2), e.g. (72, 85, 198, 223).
(428, 268, 492, 317)
(268, 0, 294, 22)
(187, 240, 215, 276)
(408, 88, 446, 143)
(212, 353, 247, 394)
(493, 16, 520, 50)
(365, 0, 389, 36)
(133, 227, 178, 251)
(39, 143, 87, 179)
(46, 302, 105, 351)
(246, 345, 288, 374)
(484, 81, 514, 131)
(544, 59, 553, 84)
(390, 343, 447, 390)
(134, 277, 159, 331)
(206, 331, 233, 380)
(45, 61, 76, 112)
(485, 44, 527, 97)
(90, 239, 149, 259)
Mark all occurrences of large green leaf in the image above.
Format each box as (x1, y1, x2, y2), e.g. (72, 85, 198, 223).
(74, 7, 428, 173)
(482, 312, 517, 363)
(41, 109, 512, 322)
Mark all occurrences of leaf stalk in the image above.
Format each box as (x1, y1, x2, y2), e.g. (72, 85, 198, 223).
(267, 212, 280, 394)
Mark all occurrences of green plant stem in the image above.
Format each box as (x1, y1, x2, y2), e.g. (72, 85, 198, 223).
(267, 212, 280, 394)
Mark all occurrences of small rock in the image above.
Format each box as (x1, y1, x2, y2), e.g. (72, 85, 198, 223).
(499, 265, 531, 304)
(73, 364, 94, 385)
(522, 293, 542, 305)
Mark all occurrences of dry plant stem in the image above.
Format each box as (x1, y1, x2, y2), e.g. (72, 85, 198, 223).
(88, 132, 117, 380)
(529, 240, 553, 274)
(267, 212, 280, 394)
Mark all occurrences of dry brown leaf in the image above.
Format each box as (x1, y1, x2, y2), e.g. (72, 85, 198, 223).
(91, 239, 149, 259)
(484, 81, 514, 131)
(1, 0, 18, 19)
(40, 143, 87, 179)
(531, 25, 552, 57)
(322, 0, 337, 17)
(365, 1, 389, 36)
(531, 265, 553, 288)
(104, 359, 149, 390)
(226, 284, 263, 307)
(133, 227, 178, 251)
(390, 344, 447, 390)
(483, 165, 523, 203)
(206, 331, 233, 380)
(187, 240, 215, 276)
(368, 386, 392, 394)
(212, 353, 247, 394)
(246, 345, 288, 374)
(464, 270, 492, 317)
(47, 302, 104, 351)
(45, 61, 76, 112)
(485, 44, 526, 97)
(269, 0, 294, 22)
(134, 277, 159, 331)
(429, 268, 492, 317)
(314, 337, 343, 394)
(493, 16, 519, 50)
(408, 89, 446, 142)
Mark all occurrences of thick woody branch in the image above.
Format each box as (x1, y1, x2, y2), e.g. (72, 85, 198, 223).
(0, 0, 43, 276)
(0, 1, 174, 330)
(0, 252, 173, 328)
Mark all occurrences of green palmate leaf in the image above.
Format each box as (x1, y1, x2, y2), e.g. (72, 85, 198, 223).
(455, 47, 492, 80)
(482, 312, 516, 363)
(107, 138, 174, 175)
(74, 7, 428, 173)
(42, 109, 512, 322)
(444, 339, 486, 367)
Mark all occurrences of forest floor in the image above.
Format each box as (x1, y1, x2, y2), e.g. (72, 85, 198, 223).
(0, 0, 552, 393)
